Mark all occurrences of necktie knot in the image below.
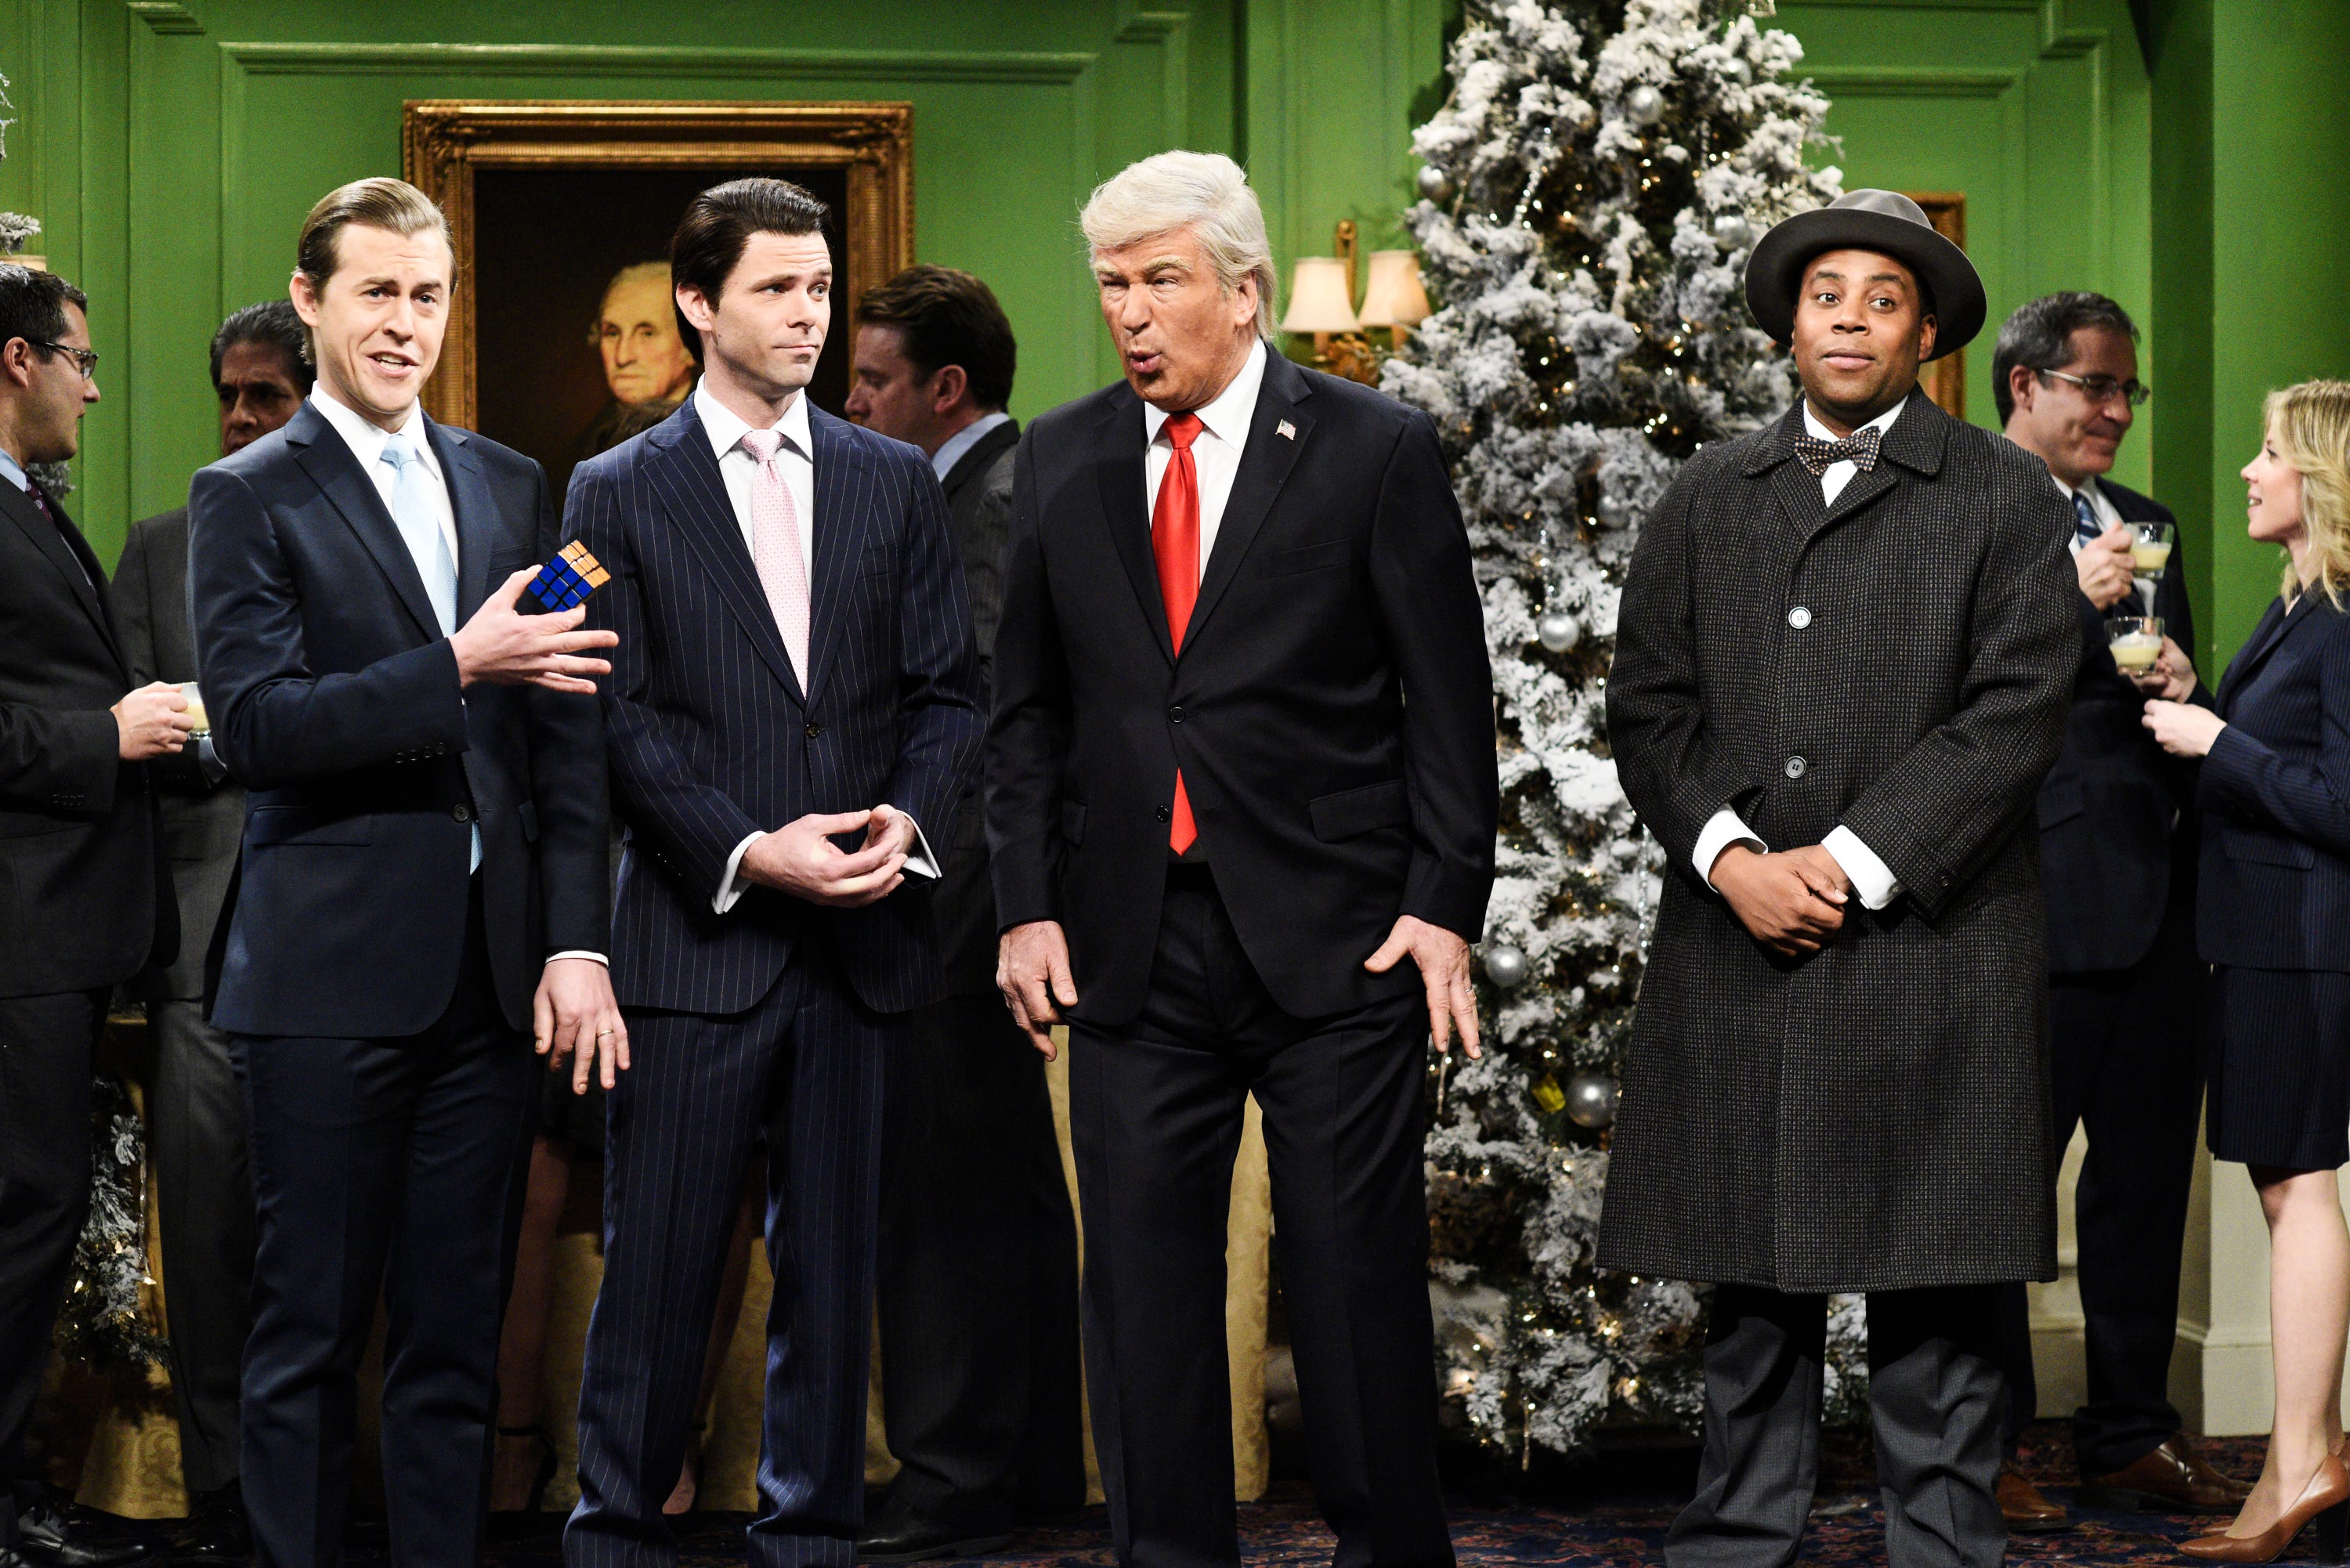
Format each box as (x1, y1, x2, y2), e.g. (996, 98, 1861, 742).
(1792, 424, 1884, 478)
(380, 431, 420, 474)
(739, 427, 784, 465)
(1162, 411, 1203, 452)
(21, 475, 50, 518)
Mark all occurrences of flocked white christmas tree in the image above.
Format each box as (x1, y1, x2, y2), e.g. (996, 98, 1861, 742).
(1383, 0, 1864, 1458)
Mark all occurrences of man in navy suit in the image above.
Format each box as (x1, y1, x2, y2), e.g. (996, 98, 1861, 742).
(189, 177, 625, 1568)
(563, 179, 980, 1568)
(1988, 291, 2247, 1526)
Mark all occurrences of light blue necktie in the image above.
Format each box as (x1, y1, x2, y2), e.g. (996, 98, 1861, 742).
(381, 431, 478, 871)
(381, 431, 458, 636)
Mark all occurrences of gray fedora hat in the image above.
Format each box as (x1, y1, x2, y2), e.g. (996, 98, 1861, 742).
(1744, 189, 1984, 362)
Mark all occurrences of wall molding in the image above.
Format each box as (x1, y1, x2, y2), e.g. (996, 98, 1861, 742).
(1802, 66, 2021, 99)
(128, 2, 204, 34)
(216, 41, 1096, 86)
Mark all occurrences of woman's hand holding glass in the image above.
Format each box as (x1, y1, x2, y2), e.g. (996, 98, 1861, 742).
(2128, 634, 2198, 702)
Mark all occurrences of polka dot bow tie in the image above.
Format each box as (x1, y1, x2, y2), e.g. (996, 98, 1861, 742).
(1792, 425, 1885, 477)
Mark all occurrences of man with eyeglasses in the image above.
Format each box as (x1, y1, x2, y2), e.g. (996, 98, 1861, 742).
(1990, 291, 2247, 1527)
(0, 262, 183, 1568)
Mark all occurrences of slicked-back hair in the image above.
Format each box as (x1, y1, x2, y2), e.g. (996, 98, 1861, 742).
(855, 265, 1017, 413)
(0, 264, 88, 366)
(1992, 291, 2139, 424)
(668, 177, 831, 357)
(211, 298, 314, 395)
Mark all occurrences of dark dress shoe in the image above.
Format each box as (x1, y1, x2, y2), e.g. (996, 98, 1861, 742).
(855, 1498, 1013, 1564)
(13, 1491, 156, 1568)
(1999, 1464, 2072, 1534)
(171, 1484, 248, 1567)
(2082, 1434, 2255, 1515)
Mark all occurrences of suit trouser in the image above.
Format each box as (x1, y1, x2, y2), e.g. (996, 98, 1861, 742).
(1066, 865, 1452, 1568)
(569, 945, 891, 1568)
(1996, 897, 2200, 1472)
(1668, 1284, 2006, 1568)
(234, 894, 537, 1568)
(877, 988, 1083, 1529)
(150, 994, 256, 1495)
(0, 988, 107, 1536)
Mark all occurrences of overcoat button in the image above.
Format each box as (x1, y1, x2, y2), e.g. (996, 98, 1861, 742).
(1788, 605, 1812, 629)
(452, 803, 474, 823)
(1784, 756, 1806, 779)
(1169, 706, 1185, 723)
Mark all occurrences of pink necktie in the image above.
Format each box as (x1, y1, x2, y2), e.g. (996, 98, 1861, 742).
(739, 427, 811, 684)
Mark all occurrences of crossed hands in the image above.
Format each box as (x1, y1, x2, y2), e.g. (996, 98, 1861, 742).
(739, 804, 917, 907)
(1712, 843, 1850, 956)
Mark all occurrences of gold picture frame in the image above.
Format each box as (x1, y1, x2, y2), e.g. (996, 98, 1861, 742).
(402, 99, 913, 435)
(1905, 191, 1965, 421)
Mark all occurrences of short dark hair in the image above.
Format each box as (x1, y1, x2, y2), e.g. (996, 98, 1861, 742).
(1991, 291, 2139, 424)
(0, 264, 88, 367)
(211, 299, 314, 394)
(855, 266, 1017, 413)
(668, 177, 830, 357)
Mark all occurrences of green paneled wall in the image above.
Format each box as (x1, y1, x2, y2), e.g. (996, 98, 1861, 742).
(4, 0, 2344, 677)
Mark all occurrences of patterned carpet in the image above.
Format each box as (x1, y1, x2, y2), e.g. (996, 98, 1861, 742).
(320, 1425, 2267, 1566)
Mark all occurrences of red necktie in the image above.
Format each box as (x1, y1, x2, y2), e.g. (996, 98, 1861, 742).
(1152, 413, 1202, 854)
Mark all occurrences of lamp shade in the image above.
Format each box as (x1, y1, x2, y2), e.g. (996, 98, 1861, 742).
(1356, 249, 1430, 328)
(1279, 256, 1359, 334)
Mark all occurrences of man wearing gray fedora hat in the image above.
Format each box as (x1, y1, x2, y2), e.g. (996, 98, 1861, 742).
(1601, 188, 2079, 1567)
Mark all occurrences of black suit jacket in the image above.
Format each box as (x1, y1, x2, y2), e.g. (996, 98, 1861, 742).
(931, 416, 1019, 996)
(567, 396, 982, 1017)
(2034, 476, 2197, 973)
(0, 478, 174, 996)
(987, 349, 1499, 1025)
(188, 401, 609, 1038)
(2195, 591, 2350, 972)
(114, 505, 246, 1001)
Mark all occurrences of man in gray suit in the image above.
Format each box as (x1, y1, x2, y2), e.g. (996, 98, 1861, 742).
(110, 300, 311, 1567)
(844, 266, 1082, 1561)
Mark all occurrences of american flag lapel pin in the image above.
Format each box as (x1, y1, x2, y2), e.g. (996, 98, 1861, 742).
(1276, 419, 1296, 441)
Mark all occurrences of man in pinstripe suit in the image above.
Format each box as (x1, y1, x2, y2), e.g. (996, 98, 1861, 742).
(563, 179, 982, 1568)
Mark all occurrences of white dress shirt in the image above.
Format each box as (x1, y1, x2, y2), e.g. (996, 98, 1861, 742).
(696, 382, 940, 912)
(309, 387, 606, 966)
(1143, 338, 1267, 574)
(1690, 396, 1912, 911)
(930, 409, 1013, 482)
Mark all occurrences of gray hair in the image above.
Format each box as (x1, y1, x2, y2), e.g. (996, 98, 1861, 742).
(1991, 291, 2139, 424)
(1079, 150, 1278, 342)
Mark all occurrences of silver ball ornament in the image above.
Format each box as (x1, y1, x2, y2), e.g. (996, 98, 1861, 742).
(1712, 212, 1755, 250)
(1416, 164, 1455, 204)
(1564, 1071, 1619, 1129)
(1625, 85, 1665, 127)
(1536, 611, 1580, 653)
(1482, 944, 1530, 989)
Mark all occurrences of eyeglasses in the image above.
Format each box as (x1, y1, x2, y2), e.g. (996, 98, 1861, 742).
(2037, 367, 2149, 408)
(31, 341, 99, 381)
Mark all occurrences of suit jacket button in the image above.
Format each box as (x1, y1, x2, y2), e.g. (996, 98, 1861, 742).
(453, 803, 474, 824)
(1157, 804, 1172, 822)
(1168, 705, 1185, 723)
(806, 722, 823, 739)
(1784, 755, 1806, 779)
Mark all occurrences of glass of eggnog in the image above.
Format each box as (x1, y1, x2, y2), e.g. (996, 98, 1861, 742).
(2131, 519, 2175, 575)
(2109, 616, 2164, 674)
(178, 680, 208, 736)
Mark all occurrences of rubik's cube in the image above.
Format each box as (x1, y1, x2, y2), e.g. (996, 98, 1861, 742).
(528, 541, 611, 612)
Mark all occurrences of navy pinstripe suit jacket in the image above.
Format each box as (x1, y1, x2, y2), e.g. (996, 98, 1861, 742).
(566, 395, 982, 1017)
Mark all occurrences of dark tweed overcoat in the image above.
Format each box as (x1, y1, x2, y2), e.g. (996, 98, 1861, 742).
(1596, 394, 2078, 1294)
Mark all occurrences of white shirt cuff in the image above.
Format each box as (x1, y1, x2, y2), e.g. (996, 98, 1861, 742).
(1694, 807, 1766, 891)
(898, 811, 941, 880)
(717, 830, 765, 913)
(1822, 825, 1902, 910)
(545, 951, 608, 966)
